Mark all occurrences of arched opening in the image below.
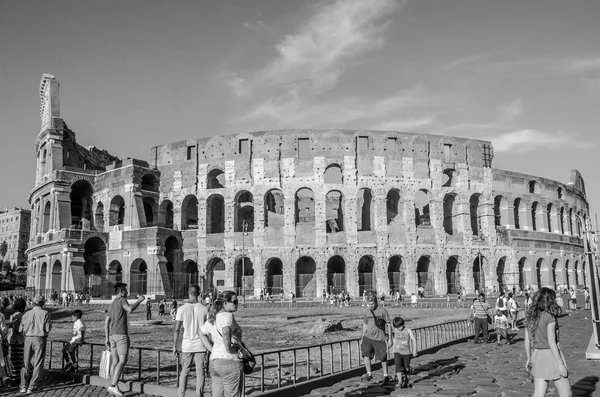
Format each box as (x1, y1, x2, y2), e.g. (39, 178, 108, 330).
(551, 259, 559, 289)
(42, 201, 51, 233)
(470, 194, 482, 235)
(325, 190, 344, 233)
(181, 195, 199, 230)
(357, 189, 373, 231)
(264, 189, 284, 227)
(514, 198, 523, 229)
(141, 174, 159, 192)
(497, 257, 506, 292)
(207, 169, 225, 189)
(559, 207, 565, 234)
(531, 202, 539, 231)
(574, 260, 580, 287)
(95, 203, 105, 232)
(518, 257, 527, 291)
(417, 256, 434, 296)
(386, 189, 400, 225)
(159, 200, 174, 229)
(235, 256, 254, 297)
(442, 169, 454, 187)
(443, 194, 457, 235)
(206, 257, 226, 295)
(414, 190, 430, 226)
(568, 208, 574, 235)
(446, 256, 459, 294)
(494, 196, 508, 228)
(70, 180, 94, 229)
(84, 237, 106, 297)
(108, 260, 123, 285)
(109, 196, 125, 226)
(529, 180, 540, 194)
(234, 191, 254, 232)
(473, 255, 485, 293)
(326, 255, 345, 294)
(358, 256, 374, 296)
(51, 260, 62, 293)
(143, 197, 158, 227)
(130, 259, 148, 295)
(164, 236, 180, 297)
(39, 262, 47, 295)
(177, 260, 198, 298)
(324, 164, 343, 184)
(264, 257, 283, 295)
(388, 255, 405, 294)
(296, 256, 316, 298)
(295, 188, 315, 225)
(536, 258, 543, 288)
(207, 194, 225, 234)
(546, 203, 554, 233)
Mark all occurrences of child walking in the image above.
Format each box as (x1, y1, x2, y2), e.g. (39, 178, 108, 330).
(392, 317, 417, 389)
(63, 309, 85, 372)
(493, 309, 512, 345)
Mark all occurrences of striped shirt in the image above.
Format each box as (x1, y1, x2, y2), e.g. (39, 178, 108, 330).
(471, 300, 491, 319)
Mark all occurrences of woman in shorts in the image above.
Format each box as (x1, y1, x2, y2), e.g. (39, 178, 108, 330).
(524, 287, 571, 397)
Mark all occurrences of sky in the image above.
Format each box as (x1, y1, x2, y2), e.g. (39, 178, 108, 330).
(0, 0, 599, 225)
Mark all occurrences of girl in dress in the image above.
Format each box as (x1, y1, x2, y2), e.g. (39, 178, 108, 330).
(524, 287, 571, 397)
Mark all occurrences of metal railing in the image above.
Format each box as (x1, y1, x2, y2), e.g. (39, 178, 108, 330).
(44, 318, 474, 395)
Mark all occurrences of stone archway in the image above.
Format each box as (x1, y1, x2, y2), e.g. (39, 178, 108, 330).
(206, 257, 226, 295)
(358, 256, 375, 296)
(264, 257, 283, 295)
(416, 256, 435, 296)
(327, 255, 345, 294)
(130, 259, 148, 295)
(388, 255, 405, 294)
(296, 256, 316, 298)
(446, 256, 459, 295)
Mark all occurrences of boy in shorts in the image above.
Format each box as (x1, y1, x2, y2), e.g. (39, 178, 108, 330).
(392, 317, 417, 389)
(63, 309, 85, 372)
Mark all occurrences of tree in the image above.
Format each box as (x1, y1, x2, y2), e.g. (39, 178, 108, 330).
(0, 240, 7, 264)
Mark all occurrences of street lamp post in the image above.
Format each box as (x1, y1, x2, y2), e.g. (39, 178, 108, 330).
(242, 220, 248, 305)
(575, 214, 600, 357)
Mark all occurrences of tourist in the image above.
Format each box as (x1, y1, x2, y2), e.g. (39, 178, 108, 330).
(63, 309, 85, 372)
(493, 309, 512, 345)
(524, 292, 533, 309)
(200, 291, 244, 397)
(173, 284, 212, 397)
(171, 298, 179, 321)
(391, 316, 417, 389)
(104, 283, 145, 397)
(569, 288, 577, 311)
(0, 299, 9, 385)
(159, 299, 166, 318)
(457, 292, 462, 308)
(410, 293, 418, 308)
(584, 288, 590, 310)
(524, 287, 571, 397)
(19, 295, 52, 394)
(471, 293, 492, 343)
(145, 297, 152, 321)
(7, 298, 26, 386)
(496, 292, 508, 318)
(507, 293, 519, 331)
(361, 291, 392, 384)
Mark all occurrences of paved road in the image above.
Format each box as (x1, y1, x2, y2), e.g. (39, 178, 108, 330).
(308, 309, 599, 397)
(0, 380, 159, 397)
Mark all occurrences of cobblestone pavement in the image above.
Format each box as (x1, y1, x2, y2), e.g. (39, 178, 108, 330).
(308, 309, 600, 397)
(0, 379, 159, 397)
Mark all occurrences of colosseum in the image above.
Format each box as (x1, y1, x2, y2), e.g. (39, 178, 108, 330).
(27, 74, 591, 300)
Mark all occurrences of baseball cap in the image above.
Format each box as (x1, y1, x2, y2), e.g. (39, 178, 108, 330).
(33, 295, 46, 304)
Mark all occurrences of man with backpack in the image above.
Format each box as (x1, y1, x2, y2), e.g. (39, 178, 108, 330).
(496, 292, 508, 318)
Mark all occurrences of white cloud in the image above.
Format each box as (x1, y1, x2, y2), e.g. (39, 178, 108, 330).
(566, 57, 600, 74)
(486, 129, 592, 153)
(228, 75, 248, 97)
(370, 115, 436, 131)
(243, 20, 266, 32)
(440, 51, 500, 71)
(499, 98, 523, 122)
(230, 0, 400, 102)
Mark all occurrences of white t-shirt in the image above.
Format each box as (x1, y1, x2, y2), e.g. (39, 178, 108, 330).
(411, 295, 418, 304)
(507, 298, 517, 312)
(200, 311, 241, 361)
(70, 319, 85, 343)
(175, 302, 208, 352)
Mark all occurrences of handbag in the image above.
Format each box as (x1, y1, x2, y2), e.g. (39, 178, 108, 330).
(99, 349, 112, 379)
(235, 338, 256, 375)
(370, 310, 387, 333)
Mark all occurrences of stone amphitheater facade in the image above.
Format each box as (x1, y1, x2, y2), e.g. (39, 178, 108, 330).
(27, 75, 590, 299)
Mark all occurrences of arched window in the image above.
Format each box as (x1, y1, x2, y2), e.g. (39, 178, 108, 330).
(386, 189, 400, 225)
(264, 189, 285, 227)
(159, 200, 174, 229)
(141, 174, 159, 192)
(95, 203, 105, 232)
(470, 194, 482, 235)
(234, 191, 254, 232)
(143, 197, 158, 227)
(531, 202, 539, 231)
(414, 190, 430, 227)
(443, 193, 457, 235)
(357, 188, 373, 231)
(42, 201, 51, 233)
(109, 196, 125, 226)
(181, 195, 199, 230)
(325, 191, 344, 232)
(207, 194, 225, 234)
(324, 164, 343, 184)
(70, 180, 94, 229)
(295, 188, 315, 225)
(207, 169, 225, 189)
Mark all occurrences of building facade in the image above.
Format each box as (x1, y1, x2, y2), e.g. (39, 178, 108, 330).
(0, 208, 31, 271)
(26, 75, 591, 299)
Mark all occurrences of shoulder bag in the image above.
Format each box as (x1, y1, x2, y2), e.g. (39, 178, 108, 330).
(370, 309, 387, 333)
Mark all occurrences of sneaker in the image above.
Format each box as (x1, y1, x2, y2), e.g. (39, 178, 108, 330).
(26, 389, 34, 395)
(107, 386, 124, 397)
(361, 373, 373, 382)
(381, 375, 391, 385)
(64, 363, 73, 372)
(20, 388, 27, 394)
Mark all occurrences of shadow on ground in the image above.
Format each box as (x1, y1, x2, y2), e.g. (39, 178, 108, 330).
(572, 376, 599, 397)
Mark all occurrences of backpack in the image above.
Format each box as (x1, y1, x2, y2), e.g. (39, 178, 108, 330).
(498, 298, 504, 308)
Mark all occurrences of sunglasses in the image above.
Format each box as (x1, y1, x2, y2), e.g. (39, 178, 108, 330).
(229, 299, 239, 305)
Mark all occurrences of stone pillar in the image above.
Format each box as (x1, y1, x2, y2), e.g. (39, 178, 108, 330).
(315, 193, 326, 247)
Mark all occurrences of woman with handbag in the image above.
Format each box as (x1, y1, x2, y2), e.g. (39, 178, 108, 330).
(201, 291, 244, 397)
(524, 287, 571, 397)
(472, 293, 492, 343)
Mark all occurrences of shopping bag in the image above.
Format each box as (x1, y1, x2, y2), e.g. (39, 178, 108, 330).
(99, 350, 112, 379)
